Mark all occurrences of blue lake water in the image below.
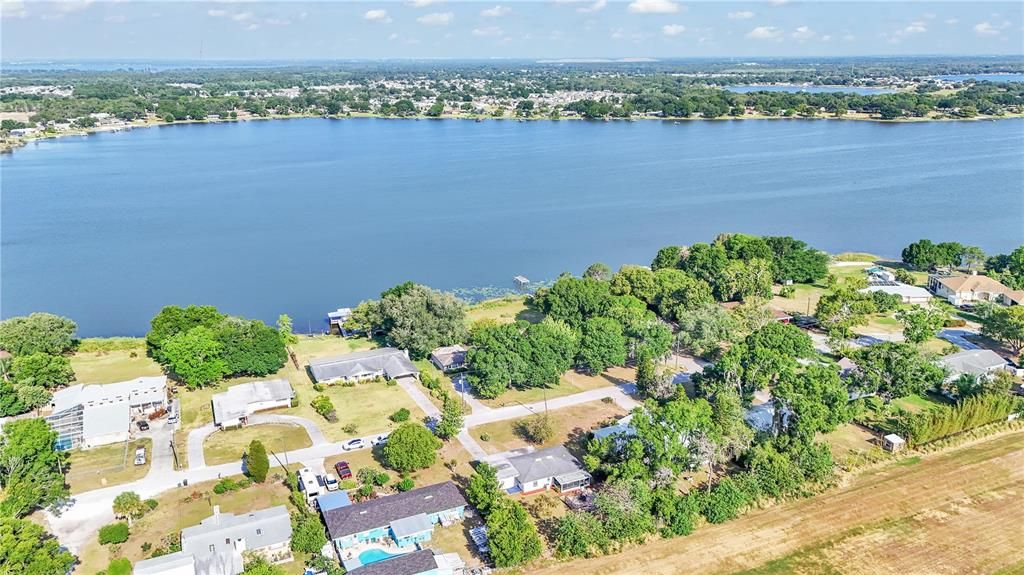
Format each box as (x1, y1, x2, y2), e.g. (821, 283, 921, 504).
(934, 74, 1024, 83)
(2, 118, 1022, 336)
(723, 85, 896, 94)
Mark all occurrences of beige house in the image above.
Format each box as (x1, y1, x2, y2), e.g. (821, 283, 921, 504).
(928, 274, 1012, 306)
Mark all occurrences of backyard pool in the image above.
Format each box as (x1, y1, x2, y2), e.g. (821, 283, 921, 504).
(358, 548, 404, 565)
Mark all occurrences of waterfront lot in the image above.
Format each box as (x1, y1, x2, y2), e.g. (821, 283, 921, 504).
(66, 438, 153, 494)
(465, 296, 544, 326)
(478, 365, 636, 409)
(471, 400, 626, 455)
(529, 430, 1024, 575)
(69, 348, 163, 383)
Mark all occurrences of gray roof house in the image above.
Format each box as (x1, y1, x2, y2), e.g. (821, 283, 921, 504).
(429, 345, 468, 372)
(133, 505, 292, 575)
(211, 379, 294, 427)
(324, 481, 467, 543)
(308, 348, 419, 384)
(499, 445, 591, 495)
(938, 349, 1008, 381)
(346, 549, 464, 575)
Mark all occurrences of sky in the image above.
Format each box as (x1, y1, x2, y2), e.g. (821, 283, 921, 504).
(2, 1, 1022, 61)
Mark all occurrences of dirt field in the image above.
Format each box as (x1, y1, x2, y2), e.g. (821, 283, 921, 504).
(530, 430, 1024, 575)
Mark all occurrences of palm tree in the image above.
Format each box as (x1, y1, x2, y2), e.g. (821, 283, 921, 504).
(112, 491, 145, 527)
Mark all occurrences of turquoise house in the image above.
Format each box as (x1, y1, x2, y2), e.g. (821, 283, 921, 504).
(323, 481, 468, 552)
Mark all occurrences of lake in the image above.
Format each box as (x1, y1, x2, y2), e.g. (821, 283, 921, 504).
(723, 85, 896, 94)
(2, 118, 1022, 336)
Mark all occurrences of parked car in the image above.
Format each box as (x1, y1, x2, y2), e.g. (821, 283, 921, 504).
(371, 433, 389, 446)
(136, 420, 150, 431)
(134, 447, 146, 466)
(323, 473, 339, 491)
(342, 438, 366, 452)
(334, 461, 353, 480)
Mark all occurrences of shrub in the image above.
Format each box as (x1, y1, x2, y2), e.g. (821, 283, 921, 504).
(600, 396, 614, 404)
(312, 383, 325, 392)
(98, 522, 130, 545)
(311, 395, 337, 422)
(779, 285, 796, 298)
(213, 477, 239, 494)
(943, 318, 967, 328)
(245, 440, 269, 483)
(342, 423, 358, 434)
(141, 542, 152, 552)
(479, 432, 491, 442)
(144, 499, 158, 511)
(395, 478, 415, 492)
(516, 413, 554, 444)
(355, 484, 374, 501)
(339, 479, 358, 490)
(389, 408, 411, 422)
(106, 558, 132, 575)
(701, 477, 748, 524)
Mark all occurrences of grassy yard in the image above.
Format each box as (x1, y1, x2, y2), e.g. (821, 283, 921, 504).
(891, 393, 951, 414)
(471, 400, 626, 455)
(291, 379, 428, 441)
(465, 296, 544, 326)
(832, 252, 880, 262)
(290, 334, 377, 363)
(821, 423, 878, 460)
(65, 438, 152, 494)
(203, 424, 312, 466)
(323, 440, 476, 491)
(478, 365, 636, 408)
(69, 349, 163, 383)
(771, 283, 825, 316)
(74, 471, 298, 575)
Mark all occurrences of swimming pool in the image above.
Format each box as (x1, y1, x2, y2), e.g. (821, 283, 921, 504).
(357, 548, 403, 565)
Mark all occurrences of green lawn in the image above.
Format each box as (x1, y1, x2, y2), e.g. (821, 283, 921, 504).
(478, 365, 636, 408)
(70, 349, 163, 384)
(203, 423, 312, 466)
(465, 296, 544, 327)
(66, 438, 152, 494)
(472, 400, 625, 455)
(832, 252, 880, 262)
(891, 393, 951, 414)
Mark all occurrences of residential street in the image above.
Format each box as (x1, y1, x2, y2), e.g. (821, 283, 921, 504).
(46, 378, 643, 553)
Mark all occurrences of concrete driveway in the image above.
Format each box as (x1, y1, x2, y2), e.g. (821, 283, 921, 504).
(939, 328, 980, 350)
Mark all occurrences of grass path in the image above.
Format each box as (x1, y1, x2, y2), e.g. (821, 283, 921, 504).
(529, 430, 1024, 575)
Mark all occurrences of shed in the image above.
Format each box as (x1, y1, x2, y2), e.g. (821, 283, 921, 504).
(883, 433, 906, 452)
(316, 491, 352, 513)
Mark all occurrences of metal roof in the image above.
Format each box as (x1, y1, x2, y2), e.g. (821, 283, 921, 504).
(51, 376, 167, 412)
(389, 512, 432, 539)
(939, 349, 1007, 377)
(323, 481, 466, 540)
(308, 348, 419, 382)
(211, 379, 294, 424)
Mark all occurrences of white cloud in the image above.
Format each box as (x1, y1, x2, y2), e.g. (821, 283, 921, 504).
(1, 0, 29, 19)
(945, 18, 958, 25)
(627, 0, 681, 15)
(903, 21, 927, 34)
(820, 35, 831, 41)
(973, 21, 1002, 36)
(662, 24, 685, 36)
(480, 5, 510, 18)
(245, 23, 259, 30)
(407, 0, 439, 7)
(791, 25, 816, 40)
(727, 10, 754, 20)
(388, 32, 399, 40)
(577, 0, 606, 14)
(104, 13, 127, 23)
(768, 0, 788, 5)
(472, 25, 504, 37)
(363, 9, 392, 23)
(417, 11, 453, 25)
(231, 11, 253, 22)
(610, 28, 625, 40)
(746, 26, 782, 40)
(207, 8, 227, 17)
(264, 17, 290, 26)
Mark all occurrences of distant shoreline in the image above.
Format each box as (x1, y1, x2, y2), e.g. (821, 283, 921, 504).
(4, 110, 1023, 154)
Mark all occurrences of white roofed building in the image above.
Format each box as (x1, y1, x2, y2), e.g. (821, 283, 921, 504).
(211, 379, 294, 427)
(46, 376, 167, 450)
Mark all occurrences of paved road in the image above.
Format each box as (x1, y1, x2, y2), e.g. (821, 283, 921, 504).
(47, 379, 641, 554)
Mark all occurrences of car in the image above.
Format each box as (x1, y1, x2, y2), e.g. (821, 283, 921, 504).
(371, 433, 389, 446)
(134, 447, 146, 466)
(136, 420, 150, 431)
(334, 461, 353, 480)
(342, 438, 366, 452)
(323, 473, 339, 491)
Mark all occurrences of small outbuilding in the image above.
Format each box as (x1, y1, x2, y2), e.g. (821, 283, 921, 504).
(429, 344, 468, 372)
(882, 433, 906, 453)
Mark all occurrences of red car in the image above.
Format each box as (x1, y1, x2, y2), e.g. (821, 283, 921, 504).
(334, 461, 353, 480)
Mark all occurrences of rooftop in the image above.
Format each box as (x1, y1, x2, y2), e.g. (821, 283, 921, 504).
(938, 349, 1007, 377)
(934, 274, 1011, 294)
(308, 347, 418, 382)
(345, 549, 439, 575)
(51, 376, 167, 412)
(430, 344, 467, 368)
(505, 445, 588, 484)
(211, 379, 294, 424)
(323, 481, 467, 540)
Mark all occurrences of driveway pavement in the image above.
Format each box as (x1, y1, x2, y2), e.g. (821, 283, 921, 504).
(939, 328, 980, 350)
(464, 382, 639, 428)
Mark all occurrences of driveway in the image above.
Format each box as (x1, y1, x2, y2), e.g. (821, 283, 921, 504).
(186, 413, 329, 469)
(939, 328, 979, 350)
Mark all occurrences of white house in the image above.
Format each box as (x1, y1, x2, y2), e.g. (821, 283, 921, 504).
(938, 349, 1009, 382)
(493, 445, 591, 495)
(928, 274, 1013, 306)
(211, 379, 294, 427)
(308, 348, 419, 384)
(133, 505, 292, 575)
(46, 376, 167, 450)
(860, 282, 932, 305)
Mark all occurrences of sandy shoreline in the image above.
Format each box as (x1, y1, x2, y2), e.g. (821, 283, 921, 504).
(3, 110, 1022, 154)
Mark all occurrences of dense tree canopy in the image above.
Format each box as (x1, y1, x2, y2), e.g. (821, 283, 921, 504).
(901, 239, 964, 270)
(577, 317, 627, 375)
(486, 499, 543, 568)
(896, 307, 945, 344)
(0, 517, 77, 575)
(850, 342, 945, 398)
(10, 352, 74, 389)
(537, 275, 613, 328)
(0, 419, 68, 518)
(467, 319, 578, 399)
(978, 303, 1024, 353)
(0, 313, 77, 357)
(764, 236, 829, 283)
(346, 283, 467, 359)
(694, 322, 814, 400)
(162, 326, 229, 389)
(986, 245, 1024, 289)
(773, 365, 852, 440)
